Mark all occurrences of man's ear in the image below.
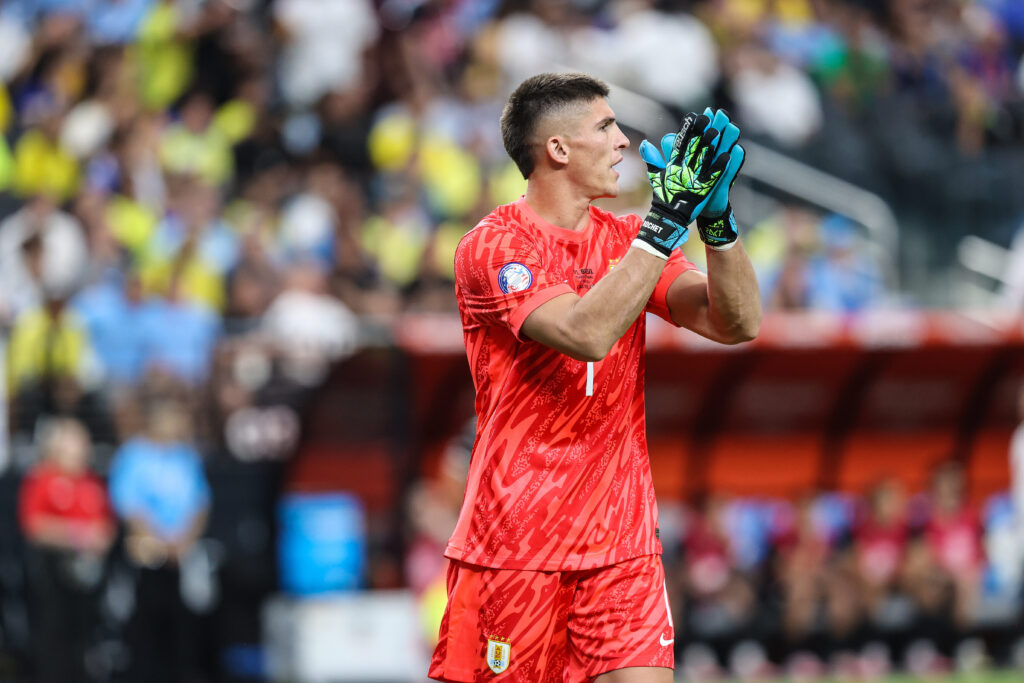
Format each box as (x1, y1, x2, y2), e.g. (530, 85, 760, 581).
(544, 135, 570, 168)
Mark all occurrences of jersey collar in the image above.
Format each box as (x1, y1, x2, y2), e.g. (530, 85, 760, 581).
(514, 198, 595, 243)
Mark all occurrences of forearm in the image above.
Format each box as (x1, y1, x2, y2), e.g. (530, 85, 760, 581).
(573, 247, 666, 354)
(523, 247, 666, 361)
(705, 239, 762, 342)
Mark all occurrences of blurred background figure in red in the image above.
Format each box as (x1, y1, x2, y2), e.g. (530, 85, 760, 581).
(18, 417, 114, 683)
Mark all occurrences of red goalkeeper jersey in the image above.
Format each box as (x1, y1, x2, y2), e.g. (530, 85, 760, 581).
(447, 198, 696, 571)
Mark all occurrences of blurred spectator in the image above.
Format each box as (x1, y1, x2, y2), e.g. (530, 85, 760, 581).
(756, 208, 887, 312)
(679, 495, 758, 641)
(135, 269, 220, 386)
(12, 100, 81, 202)
(18, 418, 114, 683)
(84, 0, 153, 45)
(142, 176, 236, 311)
(727, 43, 824, 147)
(159, 90, 233, 188)
(273, 0, 378, 108)
(277, 159, 343, 270)
(5, 290, 108, 441)
(774, 494, 860, 657)
(613, 3, 720, 109)
(261, 264, 360, 387)
(108, 397, 211, 683)
(0, 194, 89, 325)
(805, 214, 885, 312)
(902, 460, 984, 663)
(853, 479, 911, 622)
(72, 268, 147, 387)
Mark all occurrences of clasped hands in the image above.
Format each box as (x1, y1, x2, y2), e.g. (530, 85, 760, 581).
(633, 108, 746, 258)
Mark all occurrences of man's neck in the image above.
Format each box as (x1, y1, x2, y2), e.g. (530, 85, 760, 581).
(524, 179, 592, 232)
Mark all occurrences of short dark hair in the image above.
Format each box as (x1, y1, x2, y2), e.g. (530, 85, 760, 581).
(500, 73, 610, 179)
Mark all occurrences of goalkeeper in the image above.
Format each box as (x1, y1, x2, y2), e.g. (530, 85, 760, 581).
(429, 73, 761, 683)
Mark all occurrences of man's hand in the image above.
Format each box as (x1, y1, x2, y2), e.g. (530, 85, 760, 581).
(634, 112, 732, 259)
(696, 107, 746, 251)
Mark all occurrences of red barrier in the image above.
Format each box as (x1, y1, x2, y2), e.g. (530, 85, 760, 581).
(294, 312, 1024, 508)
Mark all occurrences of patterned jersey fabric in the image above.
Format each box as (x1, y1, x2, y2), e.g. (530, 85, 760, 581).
(447, 198, 695, 571)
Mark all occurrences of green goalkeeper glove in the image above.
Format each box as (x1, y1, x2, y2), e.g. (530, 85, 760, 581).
(635, 112, 732, 259)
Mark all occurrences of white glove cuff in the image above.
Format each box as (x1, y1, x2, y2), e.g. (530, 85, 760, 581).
(631, 238, 670, 259)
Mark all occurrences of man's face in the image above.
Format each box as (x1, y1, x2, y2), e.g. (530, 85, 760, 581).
(561, 98, 630, 200)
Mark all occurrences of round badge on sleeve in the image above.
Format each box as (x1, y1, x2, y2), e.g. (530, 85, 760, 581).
(497, 262, 533, 294)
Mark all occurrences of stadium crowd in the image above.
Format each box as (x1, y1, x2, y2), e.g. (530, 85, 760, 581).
(0, 0, 1023, 680)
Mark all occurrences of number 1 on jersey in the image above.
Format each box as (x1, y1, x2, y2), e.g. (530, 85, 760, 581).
(586, 362, 594, 397)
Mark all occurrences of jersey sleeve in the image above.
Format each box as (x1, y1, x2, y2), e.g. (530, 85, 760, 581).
(454, 224, 574, 339)
(646, 248, 699, 324)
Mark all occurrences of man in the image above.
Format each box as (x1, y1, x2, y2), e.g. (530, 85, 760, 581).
(429, 73, 761, 683)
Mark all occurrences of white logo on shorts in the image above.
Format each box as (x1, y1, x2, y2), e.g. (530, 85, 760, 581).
(660, 581, 674, 647)
(486, 637, 511, 674)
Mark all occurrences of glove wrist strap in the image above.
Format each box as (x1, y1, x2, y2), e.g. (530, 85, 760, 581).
(631, 238, 670, 260)
(634, 211, 684, 259)
(696, 206, 738, 251)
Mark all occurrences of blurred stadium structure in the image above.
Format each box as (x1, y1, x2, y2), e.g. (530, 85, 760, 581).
(1, 0, 1024, 681)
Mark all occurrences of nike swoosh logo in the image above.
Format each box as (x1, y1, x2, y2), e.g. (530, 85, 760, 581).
(660, 635, 674, 647)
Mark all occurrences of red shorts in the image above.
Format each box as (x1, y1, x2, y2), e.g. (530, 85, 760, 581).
(428, 554, 674, 683)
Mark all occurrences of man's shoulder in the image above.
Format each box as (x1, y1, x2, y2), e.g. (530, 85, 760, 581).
(457, 201, 533, 257)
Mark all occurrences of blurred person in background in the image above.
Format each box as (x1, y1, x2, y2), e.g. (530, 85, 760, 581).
(903, 461, 984, 658)
(430, 72, 759, 683)
(773, 493, 860, 669)
(804, 214, 885, 312)
(853, 478, 912, 625)
(5, 282, 114, 443)
(135, 264, 220, 387)
(0, 193, 88, 326)
(260, 262, 360, 387)
(72, 267, 148, 389)
(18, 417, 115, 683)
(927, 462, 984, 629)
(108, 397, 211, 683)
(678, 494, 758, 647)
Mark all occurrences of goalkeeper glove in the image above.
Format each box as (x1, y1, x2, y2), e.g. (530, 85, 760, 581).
(634, 112, 731, 259)
(696, 107, 746, 251)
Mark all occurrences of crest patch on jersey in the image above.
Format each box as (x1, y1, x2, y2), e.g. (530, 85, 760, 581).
(497, 262, 533, 294)
(486, 637, 511, 674)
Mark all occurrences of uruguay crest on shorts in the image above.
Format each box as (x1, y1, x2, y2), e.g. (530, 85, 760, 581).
(486, 636, 511, 674)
